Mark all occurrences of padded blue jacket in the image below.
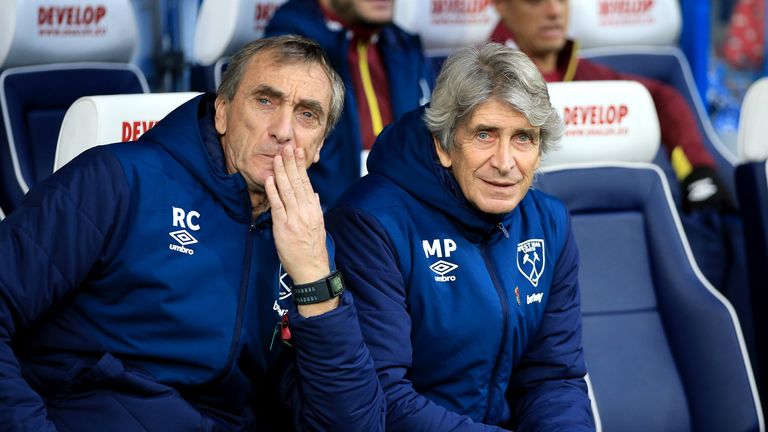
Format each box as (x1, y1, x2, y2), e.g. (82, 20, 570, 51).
(265, 0, 432, 207)
(0, 94, 384, 431)
(326, 107, 595, 431)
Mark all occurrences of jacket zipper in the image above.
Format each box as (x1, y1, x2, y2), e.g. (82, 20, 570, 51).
(221, 222, 255, 375)
(481, 224, 510, 421)
(497, 223, 510, 239)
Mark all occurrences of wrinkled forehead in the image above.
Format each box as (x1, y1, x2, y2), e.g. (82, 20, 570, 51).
(460, 98, 534, 130)
(243, 51, 333, 99)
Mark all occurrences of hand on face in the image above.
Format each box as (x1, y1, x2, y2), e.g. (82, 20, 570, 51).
(215, 53, 331, 214)
(266, 145, 339, 317)
(265, 145, 330, 285)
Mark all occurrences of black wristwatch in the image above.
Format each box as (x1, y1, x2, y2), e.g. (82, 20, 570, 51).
(292, 270, 345, 305)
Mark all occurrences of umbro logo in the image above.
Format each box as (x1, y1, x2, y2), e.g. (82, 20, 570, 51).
(169, 230, 197, 246)
(422, 238, 459, 282)
(168, 206, 200, 255)
(430, 260, 458, 282)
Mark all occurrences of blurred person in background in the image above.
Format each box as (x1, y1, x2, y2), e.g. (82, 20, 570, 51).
(266, 0, 432, 207)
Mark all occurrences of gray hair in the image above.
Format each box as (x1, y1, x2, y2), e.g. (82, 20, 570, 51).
(217, 35, 345, 138)
(424, 43, 563, 154)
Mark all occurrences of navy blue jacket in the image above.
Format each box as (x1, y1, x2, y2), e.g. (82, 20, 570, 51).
(0, 94, 384, 431)
(265, 0, 432, 207)
(326, 107, 595, 431)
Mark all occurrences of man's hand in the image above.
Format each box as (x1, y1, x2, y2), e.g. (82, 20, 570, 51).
(681, 166, 734, 213)
(265, 145, 338, 317)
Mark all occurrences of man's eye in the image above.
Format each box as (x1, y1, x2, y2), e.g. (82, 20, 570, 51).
(302, 111, 315, 119)
(258, 98, 270, 105)
(477, 132, 491, 140)
(515, 133, 539, 149)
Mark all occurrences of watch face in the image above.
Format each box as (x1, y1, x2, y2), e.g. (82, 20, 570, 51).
(330, 273, 344, 296)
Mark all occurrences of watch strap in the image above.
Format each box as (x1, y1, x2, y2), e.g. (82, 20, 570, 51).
(292, 270, 345, 305)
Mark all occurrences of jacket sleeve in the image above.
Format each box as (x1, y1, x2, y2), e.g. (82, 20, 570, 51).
(505, 215, 595, 431)
(0, 149, 129, 431)
(326, 205, 509, 432)
(284, 284, 386, 431)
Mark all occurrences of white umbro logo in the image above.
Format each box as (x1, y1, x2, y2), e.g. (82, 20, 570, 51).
(430, 260, 457, 275)
(169, 230, 198, 246)
(169, 206, 200, 255)
(430, 260, 458, 282)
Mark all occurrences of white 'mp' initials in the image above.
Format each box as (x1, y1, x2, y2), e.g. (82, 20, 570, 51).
(172, 206, 200, 231)
(422, 238, 457, 258)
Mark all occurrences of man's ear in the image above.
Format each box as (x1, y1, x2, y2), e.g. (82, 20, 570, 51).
(434, 136, 452, 168)
(214, 96, 227, 135)
(312, 140, 324, 164)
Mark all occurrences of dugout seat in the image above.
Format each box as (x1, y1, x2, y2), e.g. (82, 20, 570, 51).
(0, 0, 148, 215)
(393, 1, 498, 84)
(189, 0, 286, 92)
(54, 92, 200, 171)
(568, 0, 737, 199)
(535, 80, 763, 432)
(570, 0, 756, 389)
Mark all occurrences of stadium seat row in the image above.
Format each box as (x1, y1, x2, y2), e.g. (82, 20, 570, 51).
(1, 1, 767, 430)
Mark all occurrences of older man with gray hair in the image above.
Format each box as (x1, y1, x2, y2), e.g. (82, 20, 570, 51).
(326, 42, 595, 431)
(0, 35, 384, 431)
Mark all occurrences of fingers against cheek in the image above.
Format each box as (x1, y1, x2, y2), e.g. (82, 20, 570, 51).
(282, 145, 299, 178)
(284, 146, 310, 204)
(272, 154, 297, 210)
(265, 176, 286, 222)
(313, 192, 323, 218)
(296, 148, 314, 188)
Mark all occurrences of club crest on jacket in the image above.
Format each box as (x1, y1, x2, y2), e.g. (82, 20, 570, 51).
(517, 239, 545, 287)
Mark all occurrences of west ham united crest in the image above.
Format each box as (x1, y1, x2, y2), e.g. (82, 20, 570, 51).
(517, 239, 545, 287)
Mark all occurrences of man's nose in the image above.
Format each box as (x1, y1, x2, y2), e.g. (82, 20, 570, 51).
(491, 143, 515, 173)
(545, 0, 565, 16)
(269, 108, 294, 144)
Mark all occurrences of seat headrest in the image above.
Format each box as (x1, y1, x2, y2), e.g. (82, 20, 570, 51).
(541, 80, 660, 168)
(737, 77, 768, 161)
(193, 0, 288, 66)
(54, 92, 201, 170)
(568, 0, 681, 48)
(0, 0, 138, 68)
(393, 1, 499, 56)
